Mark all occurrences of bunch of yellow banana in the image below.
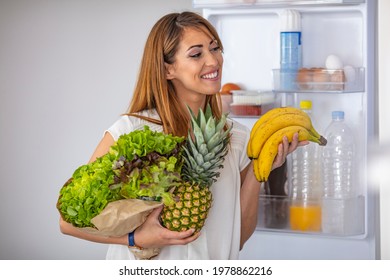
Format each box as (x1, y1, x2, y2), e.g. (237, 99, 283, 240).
(247, 107, 327, 182)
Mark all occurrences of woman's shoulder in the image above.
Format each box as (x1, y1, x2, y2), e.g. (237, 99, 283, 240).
(226, 117, 250, 148)
(227, 117, 250, 135)
(106, 109, 162, 141)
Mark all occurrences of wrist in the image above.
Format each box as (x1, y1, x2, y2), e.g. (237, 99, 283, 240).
(128, 230, 143, 250)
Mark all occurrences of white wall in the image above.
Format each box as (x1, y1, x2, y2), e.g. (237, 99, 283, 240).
(0, 0, 197, 260)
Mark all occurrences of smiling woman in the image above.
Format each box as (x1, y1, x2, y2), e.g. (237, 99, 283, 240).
(58, 10, 299, 260)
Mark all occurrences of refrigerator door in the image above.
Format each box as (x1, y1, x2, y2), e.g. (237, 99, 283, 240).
(196, 0, 378, 259)
(378, 0, 389, 260)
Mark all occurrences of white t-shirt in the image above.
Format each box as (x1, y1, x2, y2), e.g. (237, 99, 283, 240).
(105, 109, 251, 260)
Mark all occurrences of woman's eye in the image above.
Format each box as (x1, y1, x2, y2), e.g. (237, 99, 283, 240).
(190, 52, 202, 58)
(188, 45, 220, 58)
(211, 46, 221, 52)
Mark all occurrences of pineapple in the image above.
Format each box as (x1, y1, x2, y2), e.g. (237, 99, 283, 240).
(161, 104, 232, 232)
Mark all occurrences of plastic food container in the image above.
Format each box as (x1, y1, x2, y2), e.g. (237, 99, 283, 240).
(229, 104, 262, 116)
(229, 90, 275, 117)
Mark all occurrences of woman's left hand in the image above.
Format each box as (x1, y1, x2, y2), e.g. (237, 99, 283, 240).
(271, 132, 308, 171)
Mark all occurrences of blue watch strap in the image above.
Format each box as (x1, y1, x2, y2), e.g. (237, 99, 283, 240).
(128, 231, 136, 247)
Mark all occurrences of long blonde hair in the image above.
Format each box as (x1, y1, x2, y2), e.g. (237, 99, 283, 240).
(126, 11, 224, 137)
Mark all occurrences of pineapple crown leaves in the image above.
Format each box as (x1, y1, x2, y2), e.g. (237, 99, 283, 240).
(182, 104, 232, 187)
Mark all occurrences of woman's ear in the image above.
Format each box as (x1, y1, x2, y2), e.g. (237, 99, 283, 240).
(165, 62, 175, 80)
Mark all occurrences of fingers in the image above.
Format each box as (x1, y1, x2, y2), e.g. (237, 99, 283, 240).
(271, 141, 285, 170)
(287, 132, 299, 153)
(149, 206, 200, 244)
(282, 132, 303, 155)
(149, 205, 163, 219)
(162, 227, 195, 240)
(149, 227, 200, 247)
(135, 207, 200, 249)
(162, 228, 200, 245)
(298, 140, 310, 147)
(150, 206, 199, 243)
(272, 133, 302, 170)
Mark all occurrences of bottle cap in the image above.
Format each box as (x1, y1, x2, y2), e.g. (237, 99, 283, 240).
(280, 9, 301, 32)
(332, 111, 345, 120)
(300, 100, 312, 110)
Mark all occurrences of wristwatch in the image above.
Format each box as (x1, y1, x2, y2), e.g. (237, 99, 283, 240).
(128, 230, 143, 250)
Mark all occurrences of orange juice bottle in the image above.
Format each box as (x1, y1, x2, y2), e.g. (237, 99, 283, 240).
(289, 100, 323, 232)
(290, 202, 321, 232)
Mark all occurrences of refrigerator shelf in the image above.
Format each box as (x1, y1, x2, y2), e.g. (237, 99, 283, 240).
(272, 67, 365, 93)
(193, 0, 365, 9)
(223, 90, 276, 117)
(256, 194, 366, 237)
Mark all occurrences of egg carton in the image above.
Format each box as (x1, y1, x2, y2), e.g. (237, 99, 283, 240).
(272, 67, 365, 92)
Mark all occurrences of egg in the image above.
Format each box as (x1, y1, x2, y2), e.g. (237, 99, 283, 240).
(325, 54, 343, 71)
(312, 67, 330, 90)
(297, 68, 312, 90)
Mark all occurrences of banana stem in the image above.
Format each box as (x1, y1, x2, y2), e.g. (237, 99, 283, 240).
(319, 136, 327, 146)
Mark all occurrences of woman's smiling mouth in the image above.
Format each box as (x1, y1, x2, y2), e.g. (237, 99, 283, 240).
(201, 70, 219, 80)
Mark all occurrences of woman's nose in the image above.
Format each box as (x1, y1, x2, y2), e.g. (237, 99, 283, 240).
(204, 51, 219, 66)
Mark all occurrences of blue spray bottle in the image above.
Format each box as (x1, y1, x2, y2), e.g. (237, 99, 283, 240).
(280, 9, 302, 90)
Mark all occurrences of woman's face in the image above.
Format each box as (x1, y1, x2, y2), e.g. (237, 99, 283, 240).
(165, 27, 223, 104)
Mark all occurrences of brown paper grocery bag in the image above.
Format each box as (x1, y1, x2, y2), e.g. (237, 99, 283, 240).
(79, 199, 163, 237)
(78, 199, 163, 260)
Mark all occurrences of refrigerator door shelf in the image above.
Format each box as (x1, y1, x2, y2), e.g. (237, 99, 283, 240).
(193, 0, 365, 9)
(272, 67, 365, 93)
(256, 194, 366, 237)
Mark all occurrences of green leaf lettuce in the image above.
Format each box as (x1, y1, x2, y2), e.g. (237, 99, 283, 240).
(57, 126, 185, 228)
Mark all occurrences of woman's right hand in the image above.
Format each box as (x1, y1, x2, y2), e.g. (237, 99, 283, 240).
(133, 206, 200, 249)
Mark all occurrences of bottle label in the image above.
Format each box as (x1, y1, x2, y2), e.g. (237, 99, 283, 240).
(280, 31, 301, 90)
(280, 31, 302, 69)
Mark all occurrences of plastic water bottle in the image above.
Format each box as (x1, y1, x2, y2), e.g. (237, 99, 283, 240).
(289, 100, 322, 232)
(280, 9, 302, 90)
(321, 111, 357, 234)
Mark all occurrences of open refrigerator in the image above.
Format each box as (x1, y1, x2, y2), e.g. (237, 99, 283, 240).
(193, 0, 379, 259)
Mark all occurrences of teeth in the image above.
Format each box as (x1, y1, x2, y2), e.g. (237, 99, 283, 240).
(202, 71, 218, 79)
